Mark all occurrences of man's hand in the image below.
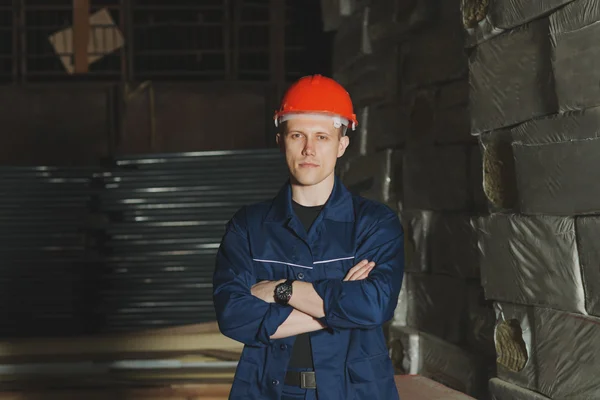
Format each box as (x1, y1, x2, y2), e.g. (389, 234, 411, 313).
(251, 279, 285, 303)
(343, 259, 375, 281)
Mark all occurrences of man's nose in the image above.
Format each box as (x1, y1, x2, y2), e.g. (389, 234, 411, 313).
(303, 138, 316, 155)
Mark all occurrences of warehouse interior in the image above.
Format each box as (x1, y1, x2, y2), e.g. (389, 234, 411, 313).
(0, 0, 595, 399)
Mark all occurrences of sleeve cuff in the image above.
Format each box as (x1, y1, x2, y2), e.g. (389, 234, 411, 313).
(313, 280, 344, 330)
(257, 303, 294, 344)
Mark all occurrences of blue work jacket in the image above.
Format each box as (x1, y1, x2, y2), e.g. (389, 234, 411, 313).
(213, 176, 404, 399)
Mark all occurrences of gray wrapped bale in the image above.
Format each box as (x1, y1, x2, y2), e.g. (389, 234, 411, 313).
(473, 214, 587, 314)
(368, 0, 434, 43)
(389, 326, 489, 398)
(403, 144, 480, 211)
(359, 101, 408, 154)
(430, 214, 480, 279)
(406, 80, 472, 145)
(493, 303, 537, 391)
(466, 284, 496, 357)
(461, 0, 575, 47)
(393, 272, 468, 344)
(341, 149, 403, 211)
(401, 211, 480, 278)
(574, 216, 600, 317)
(479, 130, 518, 212)
(403, 0, 467, 86)
(550, 0, 600, 111)
(400, 210, 434, 274)
(469, 18, 557, 134)
(335, 44, 403, 107)
(332, 7, 372, 73)
(489, 378, 551, 400)
(511, 107, 600, 215)
(495, 303, 600, 399)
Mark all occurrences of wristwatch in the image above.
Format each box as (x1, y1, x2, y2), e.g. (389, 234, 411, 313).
(274, 279, 294, 305)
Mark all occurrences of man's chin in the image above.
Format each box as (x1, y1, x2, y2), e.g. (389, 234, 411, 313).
(291, 174, 322, 187)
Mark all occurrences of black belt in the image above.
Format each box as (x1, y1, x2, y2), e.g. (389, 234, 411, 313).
(284, 370, 317, 389)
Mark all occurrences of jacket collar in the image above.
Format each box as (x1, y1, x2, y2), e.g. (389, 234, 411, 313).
(265, 175, 355, 224)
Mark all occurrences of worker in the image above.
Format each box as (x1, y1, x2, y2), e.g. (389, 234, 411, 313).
(213, 74, 404, 400)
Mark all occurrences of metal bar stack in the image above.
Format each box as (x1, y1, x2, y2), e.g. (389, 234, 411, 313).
(90, 150, 288, 333)
(466, 0, 600, 398)
(0, 166, 99, 337)
(324, 0, 495, 398)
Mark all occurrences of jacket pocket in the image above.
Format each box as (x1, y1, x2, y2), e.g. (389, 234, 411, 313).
(347, 352, 394, 384)
(234, 360, 259, 384)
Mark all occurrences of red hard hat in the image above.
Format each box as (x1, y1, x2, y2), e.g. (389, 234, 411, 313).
(274, 75, 358, 130)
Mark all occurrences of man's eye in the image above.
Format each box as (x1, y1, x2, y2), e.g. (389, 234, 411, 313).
(318, 136, 328, 140)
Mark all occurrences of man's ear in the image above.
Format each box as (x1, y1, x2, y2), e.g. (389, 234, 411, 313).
(276, 133, 284, 152)
(337, 134, 349, 158)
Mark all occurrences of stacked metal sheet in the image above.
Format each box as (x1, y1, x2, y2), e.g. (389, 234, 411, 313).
(0, 166, 98, 337)
(92, 150, 288, 333)
(467, 0, 600, 397)
(328, 0, 494, 397)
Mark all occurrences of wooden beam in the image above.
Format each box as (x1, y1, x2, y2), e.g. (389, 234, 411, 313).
(72, 0, 90, 74)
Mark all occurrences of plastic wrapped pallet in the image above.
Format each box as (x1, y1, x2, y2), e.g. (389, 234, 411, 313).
(368, 0, 434, 43)
(332, 7, 372, 73)
(334, 44, 403, 107)
(347, 102, 407, 160)
(550, 0, 600, 111)
(321, 0, 343, 31)
(574, 217, 600, 317)
(406, 81, 474, 145)
(401, 210, 434, 274)
(341, 149, 402, 210)
(340, 107, 369, 161)
(489, 378, 550, 400)
(493, 303, 537, 391)
(429, 214, 480, 279)
(534, 306, 600, 399)
(403, 0, 467, 86)
(466, 284, 496, 357)
(389, 326, 488, 397)
(469, 18, 557, 134)
(470, 147, 488, 212)
(511, 107, 600, 215)
(461, 0, 575, 47)
(321, 0, 372, 31)
(434, 79, 472, 144)
(479, 130, 518, 213)
(495, 303, 600, 399)
(402, 144, 479, 211)
(401, 211, 480, 278)
(473, 214, 587, 314)
(393, 273, 468, 344)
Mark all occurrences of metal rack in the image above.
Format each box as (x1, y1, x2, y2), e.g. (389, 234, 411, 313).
(132, 0, 230, 81)
(19, 0, 124, 82)
(0, 1, 15, 83)
(5, 0, 311, 84)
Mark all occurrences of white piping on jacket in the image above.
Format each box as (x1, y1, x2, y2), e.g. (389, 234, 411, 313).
(252, 256, 355, 270)
(313, 256, 355, 264)
(252, 259, 313, 269)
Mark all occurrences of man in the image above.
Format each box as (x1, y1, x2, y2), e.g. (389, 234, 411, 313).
(213, 75, 404, 400)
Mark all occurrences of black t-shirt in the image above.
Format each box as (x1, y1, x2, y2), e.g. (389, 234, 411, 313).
(288, 200, 324, 369)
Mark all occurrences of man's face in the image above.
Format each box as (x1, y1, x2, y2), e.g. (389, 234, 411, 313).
(276, 116, 349, 187)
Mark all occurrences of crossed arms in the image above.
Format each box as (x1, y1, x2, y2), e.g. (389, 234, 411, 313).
(212, 209, 404, 347)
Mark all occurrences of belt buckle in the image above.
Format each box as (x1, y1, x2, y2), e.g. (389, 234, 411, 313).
(300, 371, 317, 389)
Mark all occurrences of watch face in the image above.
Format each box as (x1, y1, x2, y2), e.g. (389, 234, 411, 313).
(276, 281, 292, 303)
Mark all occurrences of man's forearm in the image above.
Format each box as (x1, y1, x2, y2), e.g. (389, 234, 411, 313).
(270, 308, 326, 339)
(287, 281, 326, 319)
